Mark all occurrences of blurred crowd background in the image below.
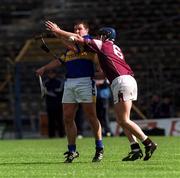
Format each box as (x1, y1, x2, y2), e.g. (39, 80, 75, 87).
(0, 0, 179, 139)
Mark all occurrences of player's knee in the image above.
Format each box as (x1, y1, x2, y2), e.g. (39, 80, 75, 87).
(63, 112, 74, 125)
(117, 118, 128, 127)
(63, 117, 73, 126)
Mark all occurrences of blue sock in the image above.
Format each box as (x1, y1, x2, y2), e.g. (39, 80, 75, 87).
(68, 144, 76, 152)
(95, 140, 104, 149)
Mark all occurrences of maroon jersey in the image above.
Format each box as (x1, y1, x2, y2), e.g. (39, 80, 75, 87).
(84, 39, 134, 83)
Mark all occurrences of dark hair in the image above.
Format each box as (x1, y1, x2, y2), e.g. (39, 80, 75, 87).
(74, 20, 89, 30)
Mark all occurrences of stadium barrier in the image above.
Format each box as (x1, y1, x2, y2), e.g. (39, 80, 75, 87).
(38, 112, 180, 137)
(111, 118, 180, 136)
(39, 112, 48, 136)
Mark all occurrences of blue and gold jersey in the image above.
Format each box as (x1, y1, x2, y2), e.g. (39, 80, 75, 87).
(60, 35, 95, 78)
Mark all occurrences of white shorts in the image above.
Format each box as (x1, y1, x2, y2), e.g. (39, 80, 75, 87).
(110, 75, 137, 104)
(62, 77, 97, 103)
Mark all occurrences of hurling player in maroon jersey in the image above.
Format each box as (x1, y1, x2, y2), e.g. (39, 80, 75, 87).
(45, 21, 157, 161)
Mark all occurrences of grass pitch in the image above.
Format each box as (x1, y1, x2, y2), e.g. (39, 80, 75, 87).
(0, 136, 179, 178)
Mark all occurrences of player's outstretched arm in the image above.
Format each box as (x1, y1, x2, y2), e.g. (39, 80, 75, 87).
(36, 59, 61, 76)
(45, 21, 84, 43)
(59, 36, 77, 51)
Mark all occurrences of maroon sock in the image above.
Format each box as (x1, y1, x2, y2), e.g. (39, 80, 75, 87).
(142, 138, 153, 147)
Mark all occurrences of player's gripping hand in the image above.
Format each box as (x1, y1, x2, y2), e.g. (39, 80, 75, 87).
(36, 66, 46, 76)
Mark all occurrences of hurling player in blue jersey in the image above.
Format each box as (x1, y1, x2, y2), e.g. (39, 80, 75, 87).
(36, 21, 104, 163)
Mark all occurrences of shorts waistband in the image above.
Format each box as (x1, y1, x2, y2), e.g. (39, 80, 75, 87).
(111, 75, 134, 88)
(66, 77, 91, 81)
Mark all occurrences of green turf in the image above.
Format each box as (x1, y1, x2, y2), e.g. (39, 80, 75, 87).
(0, 136, 179, 178)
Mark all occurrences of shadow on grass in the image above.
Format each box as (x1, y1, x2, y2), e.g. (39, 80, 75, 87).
(0, 161, 96, 165)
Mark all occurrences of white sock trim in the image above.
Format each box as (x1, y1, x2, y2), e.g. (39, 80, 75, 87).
(141, 136, 148, 142)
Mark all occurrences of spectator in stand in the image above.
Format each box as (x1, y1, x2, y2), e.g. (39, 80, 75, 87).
(160, 96, 174, 118)
(149, 94, 161, 118)
(44, 70, 65, 138)
(75, 104, 84, 139)
(96, 78, 113, 137)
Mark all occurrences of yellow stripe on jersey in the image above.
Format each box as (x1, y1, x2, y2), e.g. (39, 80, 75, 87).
(61, 50, 95, 62)
(59, 42, 96, 78)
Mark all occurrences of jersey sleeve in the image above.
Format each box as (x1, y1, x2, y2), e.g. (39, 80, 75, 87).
(84, 39, 103, 53)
